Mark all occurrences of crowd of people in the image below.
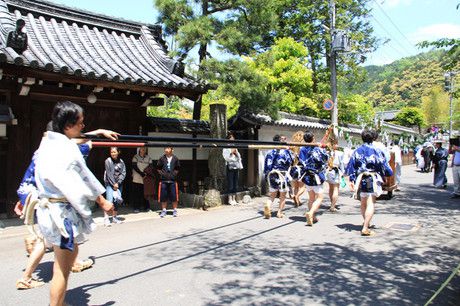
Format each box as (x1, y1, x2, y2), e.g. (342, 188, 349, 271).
(262, 129, 394, 236)
(10, 100, 460, 305)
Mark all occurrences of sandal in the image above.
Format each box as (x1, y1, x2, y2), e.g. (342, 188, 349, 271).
(361, 229, 375, 237)
(16, 278, 45, 290)
(276, 211, 285, 218)
(264, 201, 271, 219)
(71, 258, 94, 273)
(329, 207, 338, 212)
(306, 212, 313, 226)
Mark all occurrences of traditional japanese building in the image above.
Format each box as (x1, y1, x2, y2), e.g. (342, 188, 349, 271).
(0, 0, 208, 216)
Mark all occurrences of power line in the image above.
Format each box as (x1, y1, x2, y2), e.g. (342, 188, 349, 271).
(372, 0, 418, 53)
(357, 1, 414, 58)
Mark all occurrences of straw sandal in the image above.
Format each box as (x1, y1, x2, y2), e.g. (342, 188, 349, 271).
(306, 212, 314, 226)
(16, 278, 45, 290)
(276, 211, 285, 218)
(71, 258, 94, 273)
(329, 207, 338, 212)
(361, 229, 375, 237)
(264, 201, 271, 219)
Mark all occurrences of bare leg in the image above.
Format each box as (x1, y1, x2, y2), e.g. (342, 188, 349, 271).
(161, 202, 167, 210)
(277, 192, 286, 217)
(328, 183, 339, 211)
(50, 244, 78, 306)
(172, 201, 178, 210)
(306, 190, 323, 226)
(264, 191, 277, 218)
(294, 181, 306, 206)
(363, 196, 376, 230)
(22, 240, 46, 280)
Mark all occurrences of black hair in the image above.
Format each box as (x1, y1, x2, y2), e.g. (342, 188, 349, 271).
(110, 147, 121, 154)
(51, 101, 83, 134)
(273, 134, 281, 142)
(303, 131, 314, 143)
(227, 132, 235, 140)
(361, 129, 374, 144)
(371, 129, 379, 141)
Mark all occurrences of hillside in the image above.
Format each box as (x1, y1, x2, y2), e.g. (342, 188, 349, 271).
(350, 50, 451, 110)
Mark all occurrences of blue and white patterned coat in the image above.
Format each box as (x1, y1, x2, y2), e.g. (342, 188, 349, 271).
(298, 146, 329, 186)
(345, 143, 393, 194)
(264, 149, 295, 190)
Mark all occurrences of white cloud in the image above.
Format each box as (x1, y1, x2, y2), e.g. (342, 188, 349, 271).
(409, 23, 460, 43)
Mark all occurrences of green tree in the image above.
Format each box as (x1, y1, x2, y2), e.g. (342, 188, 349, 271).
(154, 0, 279, 63)
(274, 0, 378, 94)
(337, 94, 374, 125)
(394, 107, 426, 130)
(421, 86, 449, 127)
(200, 38, 315, 118)
(147, 96, 192, 119)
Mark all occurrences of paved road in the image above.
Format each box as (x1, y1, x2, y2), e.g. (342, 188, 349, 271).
(0, 165, 459, 305)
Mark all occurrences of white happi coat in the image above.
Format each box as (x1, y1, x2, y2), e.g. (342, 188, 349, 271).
(34, 131, 105, 247)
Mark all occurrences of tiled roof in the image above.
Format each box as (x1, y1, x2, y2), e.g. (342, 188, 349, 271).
(381, 121, 419, 135)
(376, 110, 400, 121)
(233, 112, 363, 134)
(145, 117, 210, 134)
(0, 0, 207, 95)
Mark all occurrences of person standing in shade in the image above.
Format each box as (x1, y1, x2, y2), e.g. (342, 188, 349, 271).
(223, 132, 243, 205)
(432, 141, 449, 189)
(131, 147, 152, 212)
(104, 147, 126, 226)
(157, 147, 181, 217)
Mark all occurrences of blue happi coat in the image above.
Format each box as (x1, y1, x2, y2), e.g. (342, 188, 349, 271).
(264, 149, 294, 174)
(345, 143, 393, 192)
(298, 146, 329, 186)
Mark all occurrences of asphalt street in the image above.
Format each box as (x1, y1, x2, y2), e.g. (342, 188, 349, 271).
(0, 164, 459, 305)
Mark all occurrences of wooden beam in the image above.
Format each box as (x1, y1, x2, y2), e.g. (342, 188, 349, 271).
(0, 64, 204, 101)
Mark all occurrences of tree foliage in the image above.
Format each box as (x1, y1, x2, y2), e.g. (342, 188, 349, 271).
(154, 0, 279, 62)
(147, 96, 192, 119)
(349, 50, 460, 111)
(394, 107, 426, 129)
(200, 37, 315, 118)
(274, 0, 378, 93)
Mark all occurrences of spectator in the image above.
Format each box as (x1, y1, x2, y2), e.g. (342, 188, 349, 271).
(104, 147, 126, 226)
(131, 147, 152, 212)
(432, 141, 448, 189)
(157, 147, 181, 218)
(222, 132, 243, 205)
(450, 140, 460, 198)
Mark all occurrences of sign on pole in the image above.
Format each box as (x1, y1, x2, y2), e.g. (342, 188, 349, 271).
(323, 99, 334, 111)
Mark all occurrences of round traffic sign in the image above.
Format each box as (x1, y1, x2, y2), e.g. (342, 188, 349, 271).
(323, 99, 334, 111)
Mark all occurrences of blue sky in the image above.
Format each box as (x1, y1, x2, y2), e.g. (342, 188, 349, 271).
(45, 0, 459, 66)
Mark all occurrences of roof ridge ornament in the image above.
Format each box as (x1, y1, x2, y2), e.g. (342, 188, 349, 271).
(6, 18, 27, 54)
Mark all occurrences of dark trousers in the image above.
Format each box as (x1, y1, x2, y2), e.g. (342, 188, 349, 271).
(227, 168, 239, 194)
(131, 182, 149, 210)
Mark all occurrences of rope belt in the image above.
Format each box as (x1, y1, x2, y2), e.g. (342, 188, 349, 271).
(267, 169, 288, 190)
(305, 170, 322, 185)
(24, 197, 70, 240)
(353, 171, 378, 199)
(286, 165, 306, 181)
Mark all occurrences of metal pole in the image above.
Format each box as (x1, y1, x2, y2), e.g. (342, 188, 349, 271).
(329, 0, 338, 126)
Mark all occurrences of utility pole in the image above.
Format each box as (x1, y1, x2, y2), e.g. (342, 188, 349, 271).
(444, 71, 458, 137)
(329, 0, 338, 127)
